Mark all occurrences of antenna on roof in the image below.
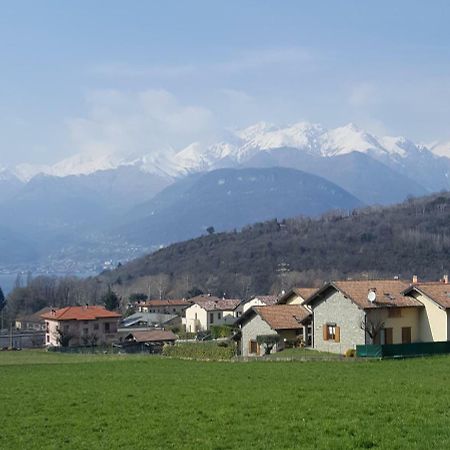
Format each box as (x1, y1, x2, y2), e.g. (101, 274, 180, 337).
(367, 290, 377, 303)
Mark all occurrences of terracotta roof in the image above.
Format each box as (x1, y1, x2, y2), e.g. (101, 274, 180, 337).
(254, 305, 311, 330)
(278, 287, 318, 304)
(141, 299, 191, 308)
(308, 280, 423, 309)
(125, 330, 177, 343)
(190, 295, 241, 311)
(41, 306, 121, 321)
(404, 282, 450, 309)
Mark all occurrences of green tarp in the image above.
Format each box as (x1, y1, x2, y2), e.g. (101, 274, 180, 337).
(357, 341, 450, 358)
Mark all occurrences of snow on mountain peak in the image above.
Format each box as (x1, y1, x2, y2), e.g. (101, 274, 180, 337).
(7, 121, 448, 183)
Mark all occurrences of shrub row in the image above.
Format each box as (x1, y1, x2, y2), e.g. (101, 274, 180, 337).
(162, 342, 235, 360)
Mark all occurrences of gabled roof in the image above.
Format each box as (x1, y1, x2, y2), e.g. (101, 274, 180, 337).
(41, 306, 121, 321)
(17, 307, 52, 323)
(120, 312, 177, 328)
(403, 282, 450, 309)
(307, 280, 423, 310)
(238, 305, 311, 330)
(277, 287, 318, 304)
(125, 330, 177, 343)
(241, 295, 278, 306)
(189, 295, 241, 311)
(140, 299, 191, 308)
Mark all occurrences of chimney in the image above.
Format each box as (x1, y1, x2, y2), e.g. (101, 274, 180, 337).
(412, 275, 418, 284)
(444, 275, 449, 284)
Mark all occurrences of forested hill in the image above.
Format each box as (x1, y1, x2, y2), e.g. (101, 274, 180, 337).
(103, 192, 450, 297)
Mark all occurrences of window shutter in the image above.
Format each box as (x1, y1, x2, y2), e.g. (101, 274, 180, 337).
(335, 326, 340, 343)
(323, 324, 328, 341)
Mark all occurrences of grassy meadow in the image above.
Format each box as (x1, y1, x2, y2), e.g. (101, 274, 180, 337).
(1, 351, 450, 449)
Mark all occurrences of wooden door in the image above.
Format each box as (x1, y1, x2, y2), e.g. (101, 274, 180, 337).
(401, 327, 411, 344)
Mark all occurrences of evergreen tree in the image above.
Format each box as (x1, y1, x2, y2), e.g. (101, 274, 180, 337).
(0, 286, 5, 312)
(102, 286, 120, 311)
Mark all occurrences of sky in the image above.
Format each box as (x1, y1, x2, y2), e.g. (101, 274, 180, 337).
(0, 0, 450, 166)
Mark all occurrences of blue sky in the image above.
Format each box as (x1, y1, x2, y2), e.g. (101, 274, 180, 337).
(1, 1, 449, 165)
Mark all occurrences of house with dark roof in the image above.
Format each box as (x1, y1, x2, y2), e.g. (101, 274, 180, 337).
(402, 277, 450, 342)
(117, 330, 177, 353)
(41, 306, 121, 347)
(137, 299, 192, 317)
(15, 307, 52, 331)
(306, 279, 423, 354)
(236, 305, 311, 356)
(184, 295, 242, 332)
(241, 295, 279, 314)
(277, 287, 318, 305)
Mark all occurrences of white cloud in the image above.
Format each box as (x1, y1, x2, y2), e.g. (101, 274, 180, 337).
(67, 89, 218, 158)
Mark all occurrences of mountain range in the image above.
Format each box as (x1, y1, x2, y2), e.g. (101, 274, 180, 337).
(1, 121, 449, 272)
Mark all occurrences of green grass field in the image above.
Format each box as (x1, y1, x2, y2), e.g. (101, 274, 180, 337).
(1, 351, 450, 449)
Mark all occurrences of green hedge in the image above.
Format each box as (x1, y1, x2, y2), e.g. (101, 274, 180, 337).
(162, 342, 235, 360)
(210, 325, 234, 339)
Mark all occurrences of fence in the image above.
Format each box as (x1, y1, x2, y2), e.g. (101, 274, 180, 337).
(356, 341, 450, 358)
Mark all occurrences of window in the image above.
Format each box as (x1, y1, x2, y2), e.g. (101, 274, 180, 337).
(83, 328, 88, 335)
(210, 313, 214, 324)
(93, 323, 99, 331)
(388, 308, 402, 318)
(46, 335, 50, 343)
(104, 322, 110, 333)
(218, 312, 222, 320)
(194, 313, 198, 320)
(323, 323, 340, 342)
(173, 308, 176, 313)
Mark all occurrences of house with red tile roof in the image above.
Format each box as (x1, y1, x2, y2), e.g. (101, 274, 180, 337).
(306, 279, 423, 354)
(184, 295, 241, 333)
(41, 306, 121, 347)
(236, 305, 311, 356)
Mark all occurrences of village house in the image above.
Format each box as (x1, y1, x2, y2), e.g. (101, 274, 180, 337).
(306, 280, 424, 354)
(137, 299, 191, 316)
(184, 295, 241, 333)
(41, 306, 121, 347)
(116, 330, 177, 353)
(241, 295, 278, 314)
(15, 307, 52, 331)
(402, 276, 450, 342)
(119, 312, 179, 330)
(237, 304, 311, 356)
(277, 287, 318, 305)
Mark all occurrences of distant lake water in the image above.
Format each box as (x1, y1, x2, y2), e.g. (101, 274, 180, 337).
(0, 272, 98, 295)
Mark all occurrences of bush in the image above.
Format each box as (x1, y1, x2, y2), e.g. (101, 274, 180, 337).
(210, 325, 234, 339)
(345, 348, 356, 358)
(162, 342, 235, 360)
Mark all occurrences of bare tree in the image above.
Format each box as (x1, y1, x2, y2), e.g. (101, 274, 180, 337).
(360, 316, 385, 344)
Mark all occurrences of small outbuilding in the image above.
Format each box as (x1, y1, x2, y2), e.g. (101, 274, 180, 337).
(118, 330, 177, 353)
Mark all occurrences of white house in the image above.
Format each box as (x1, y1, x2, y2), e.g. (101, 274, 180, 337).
(184, 295, 241, 333)
(241, 295, 278, 314)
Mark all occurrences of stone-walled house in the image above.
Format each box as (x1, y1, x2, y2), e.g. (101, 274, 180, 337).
(41, 306, 121, 347)
(237, 304, 311, 356)
(306, 280, 423, 354)
(184, 295, 241, 333)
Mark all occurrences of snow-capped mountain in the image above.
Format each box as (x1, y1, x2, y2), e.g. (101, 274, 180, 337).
(8, 121, 450, 184)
